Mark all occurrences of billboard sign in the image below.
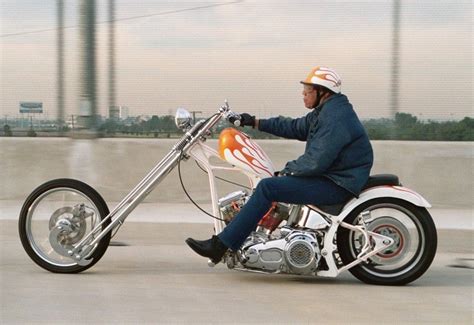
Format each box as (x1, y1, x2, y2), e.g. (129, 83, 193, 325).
(19, 102, 43, 113)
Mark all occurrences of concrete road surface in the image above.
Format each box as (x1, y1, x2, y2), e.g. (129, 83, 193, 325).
(1, 221, 472, 324)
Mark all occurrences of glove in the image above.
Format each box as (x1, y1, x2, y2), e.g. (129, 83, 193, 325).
(229, 113, 256, 127)
(239, 113, 256, 127)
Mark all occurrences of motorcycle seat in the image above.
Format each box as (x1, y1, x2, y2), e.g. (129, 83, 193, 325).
(362, 174, 400, 190)
(315, 174, 401, 216)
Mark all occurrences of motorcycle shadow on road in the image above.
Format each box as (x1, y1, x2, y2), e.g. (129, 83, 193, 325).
(230, 272, 360, 286)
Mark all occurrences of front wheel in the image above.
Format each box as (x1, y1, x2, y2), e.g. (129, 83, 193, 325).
(337, 198, 437, 285)
(19, 179, 111, 273)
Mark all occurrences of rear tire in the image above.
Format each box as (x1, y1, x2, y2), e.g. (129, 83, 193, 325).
(19, 179, 111, 273)
(337, 198, 437, 285)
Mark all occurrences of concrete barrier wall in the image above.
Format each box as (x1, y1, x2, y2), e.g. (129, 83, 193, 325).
(1, 138, 472, 208)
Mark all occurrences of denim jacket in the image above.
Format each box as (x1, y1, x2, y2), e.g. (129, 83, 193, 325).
(258, 94, 373, 196)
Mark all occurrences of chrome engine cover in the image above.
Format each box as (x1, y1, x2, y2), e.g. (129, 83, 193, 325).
(240, 230, 321, 275)
(284, 232, 320, 274)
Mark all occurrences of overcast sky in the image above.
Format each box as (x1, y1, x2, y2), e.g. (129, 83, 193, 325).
(0, 0, 472, 120)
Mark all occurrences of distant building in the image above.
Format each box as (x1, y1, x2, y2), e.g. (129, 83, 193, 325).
(109, 106, 129, 120)
(120, 106, 129, 120)
(109, 106, 119, 120)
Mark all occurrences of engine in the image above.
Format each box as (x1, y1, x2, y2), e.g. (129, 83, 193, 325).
(217, 190, 249, 224)
(218, 191, 324, 275)
(239, 230, 321, 275)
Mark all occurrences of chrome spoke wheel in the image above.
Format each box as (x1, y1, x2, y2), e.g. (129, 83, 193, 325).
(25, 188, 100, 267)
(19, 179, 111, 273)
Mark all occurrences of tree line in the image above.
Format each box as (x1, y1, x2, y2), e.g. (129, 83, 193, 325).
(2, 112, 473, 141)
(98, 115, 179, 137)
(363, 113, 473, 141)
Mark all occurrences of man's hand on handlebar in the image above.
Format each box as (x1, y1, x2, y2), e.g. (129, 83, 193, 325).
(229, 113, 257, 128)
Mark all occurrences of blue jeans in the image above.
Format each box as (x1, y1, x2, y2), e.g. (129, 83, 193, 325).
(218, 176, 353, 250)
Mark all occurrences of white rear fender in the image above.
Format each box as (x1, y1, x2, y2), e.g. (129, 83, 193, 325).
(338, 186, 431, 220)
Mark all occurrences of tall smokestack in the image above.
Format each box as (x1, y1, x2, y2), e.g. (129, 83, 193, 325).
(78, 0, 98, 131)
(390, 0, 401, 118)
(108, 0, 116, 115)
(56, 0, 65, 130)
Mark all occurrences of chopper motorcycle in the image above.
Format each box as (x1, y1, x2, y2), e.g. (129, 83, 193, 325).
(19, 101, 437, 285)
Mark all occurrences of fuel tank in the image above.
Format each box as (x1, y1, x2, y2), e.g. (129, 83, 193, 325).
(218, 128, 275, 178)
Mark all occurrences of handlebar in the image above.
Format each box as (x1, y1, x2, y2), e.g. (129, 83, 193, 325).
(218, 100, 242, 127)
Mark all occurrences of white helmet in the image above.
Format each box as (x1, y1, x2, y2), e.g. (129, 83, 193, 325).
(301, 66, 342, 93)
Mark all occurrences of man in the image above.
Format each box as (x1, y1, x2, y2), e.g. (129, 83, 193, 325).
(186, 66, 374, 263)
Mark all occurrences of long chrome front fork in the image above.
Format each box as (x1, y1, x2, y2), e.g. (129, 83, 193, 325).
(69, 121, 210, 264)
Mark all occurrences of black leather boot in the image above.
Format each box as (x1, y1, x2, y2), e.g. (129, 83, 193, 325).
(185, 235, 228, 264)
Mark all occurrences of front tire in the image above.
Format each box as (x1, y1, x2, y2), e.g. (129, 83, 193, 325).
(19, 179, 111, 273)
(337, 198, 437, 285)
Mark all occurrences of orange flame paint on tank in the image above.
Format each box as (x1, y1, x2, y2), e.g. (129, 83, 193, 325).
(218, 128, 275, 178)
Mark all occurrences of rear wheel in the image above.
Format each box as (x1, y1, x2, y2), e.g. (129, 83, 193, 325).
(19, 179, 111, 273)
(337, 198, 437, 285)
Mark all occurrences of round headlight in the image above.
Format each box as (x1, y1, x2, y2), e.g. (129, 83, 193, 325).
(175, 108, 192, 129)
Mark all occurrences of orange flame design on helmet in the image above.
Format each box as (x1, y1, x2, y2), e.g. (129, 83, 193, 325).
(218, 128, 274, 177)
(301, 66, 342, 92)
(314, 71, 341, 87)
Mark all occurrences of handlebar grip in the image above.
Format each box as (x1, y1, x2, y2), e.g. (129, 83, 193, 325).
(228, 115, 242, 127)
